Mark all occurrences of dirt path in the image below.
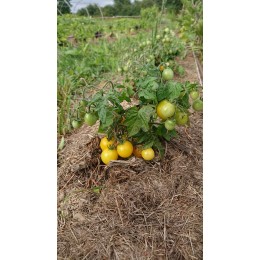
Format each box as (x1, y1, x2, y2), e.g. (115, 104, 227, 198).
(57, 53, 203, 260)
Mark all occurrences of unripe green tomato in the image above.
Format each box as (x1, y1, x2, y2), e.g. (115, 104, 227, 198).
(192, 99, 203, 111)
(80, 100, 87, 107)
(84, 112, 98, 126)
(175, 111, 189, 126)
(190, 91, 199, 100)
(123, 66, 129, 72)
(72, 120, 81, 129)
(157, 100, 176, 120)
(164, 119, 176, 130)
(162, 68, 174, 81)
(164, 27, 170, 33)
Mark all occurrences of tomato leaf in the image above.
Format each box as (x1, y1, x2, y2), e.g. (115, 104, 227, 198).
(124, 105, 154, 136)
(157, 81, 183, 102)
(156, 124, 177, 141)
(177, 92, 190, 109)
(138, 88, 157, 102)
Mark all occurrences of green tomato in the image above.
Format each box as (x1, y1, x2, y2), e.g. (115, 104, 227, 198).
(190, 91, 199, 100)
(157, 100, 176, 120)
(164, 28, 170, 34)
(79, 100, 87, 107)
(72, 120, 82, 129)
(175, 111, 189, 126)
(84, 112, 98, 126)
(164, 119, 176, 130)
(192, 99, 203, 111)
(123, 66, 129, 72)
(162, 68, 174, 81)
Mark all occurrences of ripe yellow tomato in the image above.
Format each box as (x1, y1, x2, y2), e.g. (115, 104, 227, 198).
(133, 146, 142, 158)
(141, 148, 155, 161)
(101, 149, 118, 165)
(100, 137, 115, 151)
(117, 141, 133, 158)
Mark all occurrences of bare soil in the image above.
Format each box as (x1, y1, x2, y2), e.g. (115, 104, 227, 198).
(57, 52, 203, 260)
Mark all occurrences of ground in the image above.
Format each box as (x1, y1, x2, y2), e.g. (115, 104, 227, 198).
(57, 52, 203, 260)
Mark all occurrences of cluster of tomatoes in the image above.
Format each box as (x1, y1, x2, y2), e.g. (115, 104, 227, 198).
(100, 137, 155, 165)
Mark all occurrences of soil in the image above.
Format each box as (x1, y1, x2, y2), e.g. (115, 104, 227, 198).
(57, 52, 203, 260)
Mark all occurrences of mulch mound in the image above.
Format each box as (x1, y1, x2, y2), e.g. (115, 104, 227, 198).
(58, 112, 202, 260)
(58, 52, 203, 259)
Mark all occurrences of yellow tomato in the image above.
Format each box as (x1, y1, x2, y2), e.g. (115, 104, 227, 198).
(117, 141, 133, 158)
(141, 148, 155, 161)
(101, 149, 118, 165)
(133, 146, 143, 158)
(100, 137, 115, 151)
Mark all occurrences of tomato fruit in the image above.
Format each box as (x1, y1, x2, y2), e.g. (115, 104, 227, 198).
(141, 148, 155, 161)
(72, 120, 82, 129)
(175, 111, 189, 126)
(117, 141, 133, 158)
(159, 65, 164, 72)
(156, 100, 176, 120)
(100, 137, 115, 151)
(192, 99, 203, 111)
(164, 119, 176, 130)
(190, 91, 199, 100)
(133, 146, 142, 158)
(162, 68, 174, 81)
(80, 100, 87, 107)
(164, 28, 170, 34)
(84, 112, 98, 126)
(101, 149, 118, 165)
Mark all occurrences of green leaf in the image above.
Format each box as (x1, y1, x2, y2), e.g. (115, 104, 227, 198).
(156, 124, 177, 141)
(157, 81, 183, 102)
(97, 105, 114, 128)
(138, 88, 157, 102)
(124, 105, 155, 137)
(58, 136, 65, 150)
(177, 92, 190, 109)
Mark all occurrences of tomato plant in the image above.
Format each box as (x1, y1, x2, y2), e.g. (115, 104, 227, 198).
(79, 65, 202, 160)
(101, 149, 118, 165)
(141, 148, 155, 161)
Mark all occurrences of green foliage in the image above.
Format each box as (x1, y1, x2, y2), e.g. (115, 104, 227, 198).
(57, 0, 71, 15)
(177, 0, 203, 60)
(77, 4, 101, 16)
(141, 6, 159, 22)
